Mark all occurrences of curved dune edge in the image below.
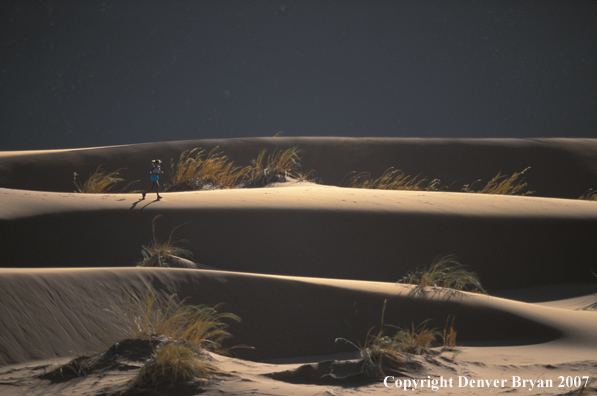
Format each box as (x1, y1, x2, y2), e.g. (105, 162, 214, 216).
(1, 267, 597, 395)
(0, 267, 596, 367)
(1, 185, 597, 291)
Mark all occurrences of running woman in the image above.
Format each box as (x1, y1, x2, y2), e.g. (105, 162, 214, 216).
(142, 159, 163, 200)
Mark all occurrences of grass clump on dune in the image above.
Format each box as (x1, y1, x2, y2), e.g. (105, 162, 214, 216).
(73, 165, 132, 193)
(244, 146, 314, 186)
(342, 166, 533, 196)
(343, 168, 443, 191)
(337, 301, 456, 379)
(137, 215, 192, 267)
(132, 342, 223, 389)
(110, 285, 241, 353)
(579, 189, 597, 201)
(165, 145, 315, 190)
(461, 167, 533, 196)
(398, 254, 486, 294)
(109, 285, 241, 390)
(166, 147, 248, 191)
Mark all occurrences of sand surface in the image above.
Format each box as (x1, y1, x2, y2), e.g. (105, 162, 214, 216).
(1, 137, 597, 395)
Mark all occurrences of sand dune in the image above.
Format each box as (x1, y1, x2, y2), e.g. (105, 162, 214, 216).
(1, 137, 597, 395)
(1, 186, 596, 291)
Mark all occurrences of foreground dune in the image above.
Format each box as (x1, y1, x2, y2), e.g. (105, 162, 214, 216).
(1, 137, 597, 395)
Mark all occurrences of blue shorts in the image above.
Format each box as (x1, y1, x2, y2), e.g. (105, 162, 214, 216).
(151, 175, 159, 182)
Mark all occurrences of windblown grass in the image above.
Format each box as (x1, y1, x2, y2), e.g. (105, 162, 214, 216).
(132, 342, 223, 389)
(442, 316, 458, 350)
(73, 165, 132, 193)
(137, 215, 192, 267)
(336, 301, 453, 379)
(244, 146, 305, 186)
(109, 285, 241, 354)
(579, 189, 597, 201)
(398, 254, 486, 294)
(166, 147, 248, 191)
(461, 167, 533, 195)
(343, 168, 443, 191)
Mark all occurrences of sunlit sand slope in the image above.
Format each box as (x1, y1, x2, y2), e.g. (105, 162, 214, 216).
(1, 186, 596, 291)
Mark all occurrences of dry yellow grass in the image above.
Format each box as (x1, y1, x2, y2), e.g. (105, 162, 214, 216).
(343, 168, 443, 191)
(132, 342, 223, 389)
(244, 146, 305, 186)
(442, 315, 458, 350)
(399, 254, 487, 294)
(136, 215, 192, 267)
(579, 189, 597, 201)
(462, 167, 533, 195)
(337, 301, 453, 379)
(109, 285, 241, 390)
(73, 165, 131, 193)
(166, 147, 248, 191)
(109, 285, 241, 354)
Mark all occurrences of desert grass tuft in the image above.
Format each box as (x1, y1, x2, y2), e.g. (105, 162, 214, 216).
(336, 301, 450, 379)
(166, 147, 248, 191)
(137, 215, 192, 267)
(350, 327, 413, 378)
(73, 165, 132, 193)
(385, 320, 442, 356)
(343, 168, 443, 191)
(442, 316, 458, 350)
(461, 167, 533, 195)
(107, 286, 241, 391)
(399, 254, 486, 294)
(579, 189, 597, 201)
(132, 342, 223, 389)
(244, 146, 304, 186)
(109, 284, 241, 354)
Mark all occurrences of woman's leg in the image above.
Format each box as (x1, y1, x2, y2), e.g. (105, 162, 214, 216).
(142, 181, 158, 199)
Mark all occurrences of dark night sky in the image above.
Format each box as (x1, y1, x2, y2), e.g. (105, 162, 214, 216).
(1, 0, 596, 150)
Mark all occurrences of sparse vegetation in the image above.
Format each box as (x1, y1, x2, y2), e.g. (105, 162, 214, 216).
(337, 301, 455, 379)
(166, 147, 248, 191)
(244, 146, 306, 186)
(47, 287, 240, 391)
(579, 189, 597, 201)
(73, 165, 131, 193)
(132, 341, 223, 389)
(343, 168, 443, 191)
(398, 254, 486, 294)
(107, 285, 241, 390)
(342, 166, 533, 196)
(137, 215, 192, 267)
(442, 316, 458, 350)
(164, 145, 316, 190)
(352, 326, 423, 378)
(374, 320, 441, 357)
(109, 285, 241, 354)
(461, 167, 533, 196)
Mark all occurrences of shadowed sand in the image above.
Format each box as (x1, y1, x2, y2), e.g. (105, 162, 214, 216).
(1, 137, 597, 395)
